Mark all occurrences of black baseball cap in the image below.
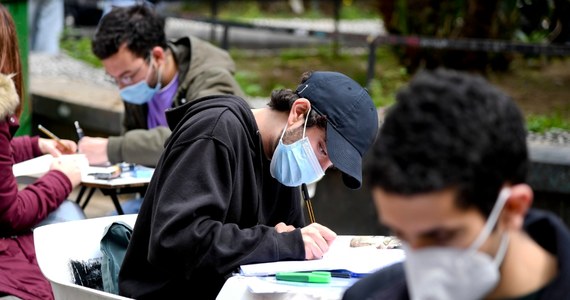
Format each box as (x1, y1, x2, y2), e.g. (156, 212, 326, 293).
(296, 71, 379, 189)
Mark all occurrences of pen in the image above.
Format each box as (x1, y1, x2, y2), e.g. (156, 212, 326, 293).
(74, 121, 84, 140)
(329, 269, 356, 278)
(301, 183, 316, 224)
(38, 124, 73, 152)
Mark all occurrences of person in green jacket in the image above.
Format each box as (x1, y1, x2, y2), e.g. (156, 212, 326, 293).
(79, 5, 244, 167)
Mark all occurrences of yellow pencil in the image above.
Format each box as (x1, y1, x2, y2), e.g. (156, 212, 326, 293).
(38, 124, 72, 153)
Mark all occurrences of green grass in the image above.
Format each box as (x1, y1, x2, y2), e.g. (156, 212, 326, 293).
(231, 46, 409, 108)
(60, 34, 102, 68)
(527, 114, 570, 133)
(179, 0, 380, 21)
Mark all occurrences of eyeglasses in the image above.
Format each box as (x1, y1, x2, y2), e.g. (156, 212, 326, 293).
(105, 59, 148, 86)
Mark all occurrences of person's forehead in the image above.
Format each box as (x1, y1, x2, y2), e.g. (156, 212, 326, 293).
(372, 187, 477, 232)
(102, 44, 143, 74)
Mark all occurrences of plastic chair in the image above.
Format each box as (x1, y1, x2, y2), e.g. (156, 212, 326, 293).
(34, 215, 137, 300)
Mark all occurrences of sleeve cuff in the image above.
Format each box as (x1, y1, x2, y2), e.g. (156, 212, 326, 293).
(30, 136, 42, 157)
(107, 136, 123, 164)
(276, 228, 305, 261)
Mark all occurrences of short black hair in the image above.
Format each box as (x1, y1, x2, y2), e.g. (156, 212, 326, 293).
(367, 69, 528, 217)
(267, 71, 327, 128)
(92, 5, 167, 60)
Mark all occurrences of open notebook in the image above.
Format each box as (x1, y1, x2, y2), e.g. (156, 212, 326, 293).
(12, 154, 153, 185)
(239, 236, 405, 277)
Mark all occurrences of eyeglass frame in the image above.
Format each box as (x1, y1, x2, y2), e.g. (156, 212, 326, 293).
(106, 54, 152, 86)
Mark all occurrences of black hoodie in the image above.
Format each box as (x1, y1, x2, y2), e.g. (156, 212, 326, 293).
(119, 95, 305, 299)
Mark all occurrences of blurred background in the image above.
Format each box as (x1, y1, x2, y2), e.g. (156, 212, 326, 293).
(5, 0, 570, 233)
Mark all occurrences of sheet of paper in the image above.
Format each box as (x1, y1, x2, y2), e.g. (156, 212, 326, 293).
(13, 155, 153, 187)
(239, 236, 405, 277)
(12, 154, 89, 178)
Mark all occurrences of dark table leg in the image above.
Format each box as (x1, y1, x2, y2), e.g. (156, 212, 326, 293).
(109, 192, 124, 215)
(75, 186, 87, 204)
(80, 188, 97, 210)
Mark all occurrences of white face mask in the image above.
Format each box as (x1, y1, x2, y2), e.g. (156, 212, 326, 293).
(403, 188, 511, 300)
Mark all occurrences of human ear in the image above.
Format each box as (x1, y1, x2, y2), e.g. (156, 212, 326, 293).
(150, 46, 166, 64)
(287, 98, 311, 127)
(501, 184, 533, 230)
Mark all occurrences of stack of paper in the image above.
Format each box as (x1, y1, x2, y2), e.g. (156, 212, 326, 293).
(239, 236, 405, 277)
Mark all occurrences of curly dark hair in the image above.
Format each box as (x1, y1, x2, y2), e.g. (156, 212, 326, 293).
(367, 69, 528, 217)
(267, 71, 327, 128)
(92, 5, 167, 60)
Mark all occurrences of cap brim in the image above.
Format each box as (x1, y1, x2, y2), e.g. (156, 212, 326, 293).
(326, 123, 362, 189)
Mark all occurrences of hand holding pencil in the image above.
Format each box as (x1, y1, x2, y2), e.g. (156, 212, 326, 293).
(37, 124, 77, 155)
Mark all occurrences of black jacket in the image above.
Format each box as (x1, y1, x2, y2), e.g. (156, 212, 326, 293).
(119, 95, 305, 299)
(343, 209, 570, 300)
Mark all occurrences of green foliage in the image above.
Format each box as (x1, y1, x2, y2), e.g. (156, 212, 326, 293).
(527, 114, 570, 133)
(340, 1, 380, 20)
(234, 71, 263, 96)
(180, 0, 379, 20)
(368, 65, 408, 108)
(60, 34, 102, 68)
(230, 45, 409, 108)
(514, 30, 549, 43)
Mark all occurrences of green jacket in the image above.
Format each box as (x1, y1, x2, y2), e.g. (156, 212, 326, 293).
(107, 36, 245, 166)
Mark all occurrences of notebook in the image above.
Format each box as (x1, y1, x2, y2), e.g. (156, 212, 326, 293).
(239, 236, 405, 277)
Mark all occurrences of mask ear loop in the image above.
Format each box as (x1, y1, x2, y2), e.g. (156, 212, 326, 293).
(278, 121, 288, 141)
(279, 107, 312, 141)
(469, 188, 512, 253)
(493, 232, 510, 266)
(302, 107, 311, 139)
(149, 53, 163, 90)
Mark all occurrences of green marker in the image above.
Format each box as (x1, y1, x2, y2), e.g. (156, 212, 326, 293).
(275, 271, 331, 284)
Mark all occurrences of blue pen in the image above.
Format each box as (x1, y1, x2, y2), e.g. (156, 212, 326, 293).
(329, 269, 366, 278)
(74, 121, 85, 140)
(330, 270, 353, 278)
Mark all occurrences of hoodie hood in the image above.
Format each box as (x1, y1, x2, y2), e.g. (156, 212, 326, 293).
(0, 73, 19, 119)
(165, 95, 257, 148)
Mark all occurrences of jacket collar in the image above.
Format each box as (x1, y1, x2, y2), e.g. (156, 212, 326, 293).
(0, 73, 19, 120)
(524, 209, 570, 295)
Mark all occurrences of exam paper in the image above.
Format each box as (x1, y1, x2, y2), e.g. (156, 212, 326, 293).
(239, 236, 405, 277)
(12, 154, 89, 178)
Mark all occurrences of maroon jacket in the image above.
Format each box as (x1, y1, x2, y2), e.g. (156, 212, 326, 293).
(0, 115, 73, 300)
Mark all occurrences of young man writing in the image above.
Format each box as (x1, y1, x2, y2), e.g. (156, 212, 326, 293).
(119, 71, 379, 299)
(343, 69, 569, 300)
(79, 5, 244, 167)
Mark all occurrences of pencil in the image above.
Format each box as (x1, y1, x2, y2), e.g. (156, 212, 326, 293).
(38, 124, 72, 152)
(302, 183, 316, 224)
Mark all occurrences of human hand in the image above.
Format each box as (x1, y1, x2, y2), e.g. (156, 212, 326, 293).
(300, 223, 337, 260)
(50, 156, 83, 187)
(39, 138, 77, 156)
(78, 137, 109, 165)
(274, 222, 296, 233)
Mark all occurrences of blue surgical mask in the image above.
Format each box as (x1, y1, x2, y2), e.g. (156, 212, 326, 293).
(270, 109, 325, 187)
(120, 58, 162, 105)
